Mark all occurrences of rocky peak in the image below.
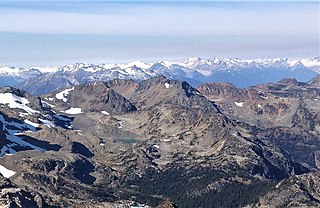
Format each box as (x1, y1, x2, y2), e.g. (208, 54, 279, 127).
(308, 74, 320, 87)
(277, 78, 300, 85)
(0, 86, 45, 113)
(54, 82, 137, 115)
(0, 86, 27, 98)
(130, 76, 206, 109)
(197, 82, 257, 102)
(105, 79, 139, 99)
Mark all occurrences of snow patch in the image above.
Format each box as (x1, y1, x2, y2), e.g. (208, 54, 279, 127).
(0, 164, 16, 178)
(0, 114, 45, 156)
(24, 120, 39, 128)
(152, 144, 160, 149)
(234, 102, 244, 107)
(55, 87, 74, 102)
(0, 93, 39, 114)
(41, 100, 55, 108)
(63, 107, 83, 114)
(0, 146, 16, 156)
(101, 111, 110, 115)
(117, 121, 123, 128)
(39, 118, 55, 128)
(164, 83, 171, 88)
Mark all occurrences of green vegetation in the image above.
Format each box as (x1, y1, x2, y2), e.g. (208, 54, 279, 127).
(124, 165, 274, 207)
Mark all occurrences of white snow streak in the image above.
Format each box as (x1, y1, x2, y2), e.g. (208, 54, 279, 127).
(0, 164, 16, 178)
(234, 102, 244, 107)
(0, 93, 39, 114)
(63, 107, 83, 114)
(55, 87, 74, 102)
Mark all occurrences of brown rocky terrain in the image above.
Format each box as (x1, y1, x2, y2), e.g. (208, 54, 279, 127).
(198, 77, 320, 168)
(246, 171, 320, 208)
(0, 75, 319, 207)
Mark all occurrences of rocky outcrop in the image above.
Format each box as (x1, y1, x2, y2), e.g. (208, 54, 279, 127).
(44, 82, 137, 115)
(0, 175, 49, 208)
(308, 74, 320, 87)
(246, 171, 320, 208)
(67, 82, 137, 114)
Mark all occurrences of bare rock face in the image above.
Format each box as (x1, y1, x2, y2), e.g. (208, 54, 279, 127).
(67, 82, 137, 114)
(0, 175, 49, 208)
(105, 78, 139, 100)
(197, 82, 253, 100)
(246, 171, 320, 208)
(44, 82, 137, 115)
(198, 76, 320, 171)
(277, 77, 301, 86)
(308, 74, 320, 87)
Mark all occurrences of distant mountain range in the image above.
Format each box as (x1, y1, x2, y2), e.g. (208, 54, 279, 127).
(0, 57, 319, 95)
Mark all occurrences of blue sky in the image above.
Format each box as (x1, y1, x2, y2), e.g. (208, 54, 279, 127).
(0, 1, 318, 67)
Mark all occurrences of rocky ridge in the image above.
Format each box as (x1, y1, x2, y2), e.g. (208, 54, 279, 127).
(0, 75, 319, 207)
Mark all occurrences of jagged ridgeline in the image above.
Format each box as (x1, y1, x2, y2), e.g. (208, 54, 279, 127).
(0, 57, 318, 95)
(0, 75, 319, 207)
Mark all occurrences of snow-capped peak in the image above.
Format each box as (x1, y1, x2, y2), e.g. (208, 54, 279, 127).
(301, 58, 319, 67)
(0, 65, 22, 76)
(184, 57, 203, 67)
(0, 57, 319, 95)
(27, 66, 59, 73)
(125, 60, 152, 69)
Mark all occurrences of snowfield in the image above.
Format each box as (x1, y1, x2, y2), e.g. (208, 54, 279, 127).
(101, 111, 110, 115)
(55, 87, 74, 102)
(234, 102, 244, 107)
(0, 92, 39, 114)
(0, 164, 16, 178)
(63, 107, 83, 114)
(0, 114, 45, 157)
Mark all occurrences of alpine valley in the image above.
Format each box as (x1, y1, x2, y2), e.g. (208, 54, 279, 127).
(0, 57, 319, 207)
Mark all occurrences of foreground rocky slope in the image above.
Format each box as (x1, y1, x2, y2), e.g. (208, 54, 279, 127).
(0, 75, 319, 207)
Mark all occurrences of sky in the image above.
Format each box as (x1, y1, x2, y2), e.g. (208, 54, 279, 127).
(0, 0, 318, 67)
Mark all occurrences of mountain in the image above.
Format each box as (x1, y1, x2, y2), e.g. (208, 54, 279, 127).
(1, 75, 319, 207)
(0, 65, 42, 86)
(45, 82, 137, 115)
(301, 57, 320, 73)
(197, 75, 320, 170)
(308, 74, 320, 87)
(0, 57, 317, 95)
(0, 86, 74, 157)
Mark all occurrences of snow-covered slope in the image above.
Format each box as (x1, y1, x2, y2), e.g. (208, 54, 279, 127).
(0, 65, 42, 86)
(0, 57, 318, 95)
(301, 57, 320, 73)
(0, 87, 73, 158)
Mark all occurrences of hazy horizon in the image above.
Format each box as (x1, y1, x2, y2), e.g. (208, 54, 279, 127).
(0, 1, 319, 67)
